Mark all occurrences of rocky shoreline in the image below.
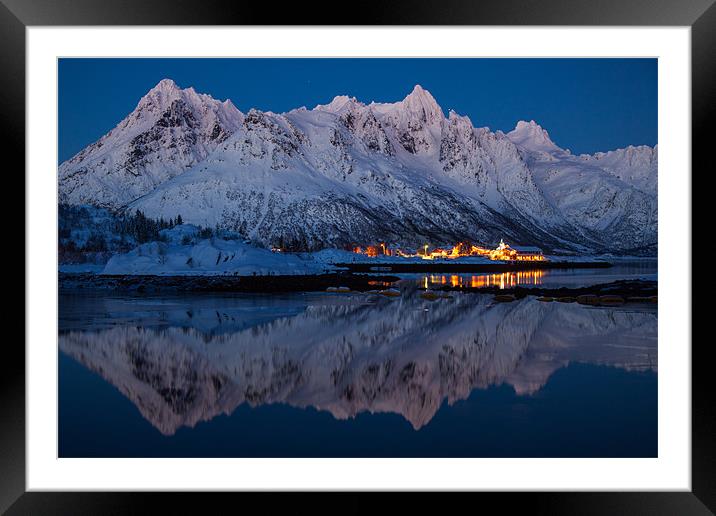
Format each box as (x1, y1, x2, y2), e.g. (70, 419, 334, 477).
(59, 272, 400, 294)
(334, 260, 613, 274)
(59, 273, 657, 306)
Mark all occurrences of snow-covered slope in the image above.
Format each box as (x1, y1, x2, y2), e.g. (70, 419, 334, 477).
(582, 145, 658, 195)
(59, 79, 657, 254)
(102, 225, 332, 276)
(506, 121, 657, 252)
(507, 120, 562, 155)
(58, 79, 243, 207)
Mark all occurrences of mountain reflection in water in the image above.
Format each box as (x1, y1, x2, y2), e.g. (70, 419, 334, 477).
(59, 288, 657, 437)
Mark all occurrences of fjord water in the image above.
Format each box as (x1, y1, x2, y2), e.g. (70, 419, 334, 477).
(59, 264, 657, 458)
(408, 261, 658, 290)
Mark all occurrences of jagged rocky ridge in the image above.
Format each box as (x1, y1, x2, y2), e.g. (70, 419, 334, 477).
(59, 291, 657, 435)
(59, 80, 657, 254)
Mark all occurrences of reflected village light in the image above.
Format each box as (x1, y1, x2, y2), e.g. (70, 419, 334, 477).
(422, 270, 546, 290)
(352, 238, 546, 262)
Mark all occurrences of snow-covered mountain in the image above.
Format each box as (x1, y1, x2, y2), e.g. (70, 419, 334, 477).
(58, 79, 243, 207)
(507, 120, 562, 155)
(507, 121, 657, 253)
(59, 80, 657, 254)
(582, 144, 658, 195)
(59, 292, 657, 434)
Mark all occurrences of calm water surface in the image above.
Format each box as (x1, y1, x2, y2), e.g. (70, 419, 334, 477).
(405, 261, 657, 289)
(59, 264, 657, 457)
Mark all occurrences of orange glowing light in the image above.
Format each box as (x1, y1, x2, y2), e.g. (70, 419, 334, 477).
(351, 239, 546, 262)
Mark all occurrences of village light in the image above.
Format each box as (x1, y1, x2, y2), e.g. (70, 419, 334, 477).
(352, 239, 545, 262)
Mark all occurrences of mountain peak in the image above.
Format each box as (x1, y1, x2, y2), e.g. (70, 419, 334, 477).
(145, 78, 187, 99)
(137, 78, 185, 111)
(153, 78, 179, 90)
(410, 84, 427, 95)
(507, 119, 560, 153)
(314, 95, 360, 113)
(397, 84, 443, 124)
(515, 119, 539, 129)
(404, 84, 437, 105)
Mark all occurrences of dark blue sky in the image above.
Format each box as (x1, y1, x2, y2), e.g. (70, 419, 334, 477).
(58, 58, 656, 162)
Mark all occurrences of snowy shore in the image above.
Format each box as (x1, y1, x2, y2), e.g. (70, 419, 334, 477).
(100, 225, 336, 276)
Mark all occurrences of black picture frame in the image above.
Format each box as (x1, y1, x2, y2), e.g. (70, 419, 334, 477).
(5, 0, 710, 513)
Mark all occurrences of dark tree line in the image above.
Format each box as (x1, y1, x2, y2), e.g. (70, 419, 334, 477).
(113, 210, 184, 244)
(56, 204, 258, 268)
(58, 204, 190, 262)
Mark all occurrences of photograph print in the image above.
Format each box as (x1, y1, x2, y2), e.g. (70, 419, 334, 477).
(57, 58, 658, 458)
